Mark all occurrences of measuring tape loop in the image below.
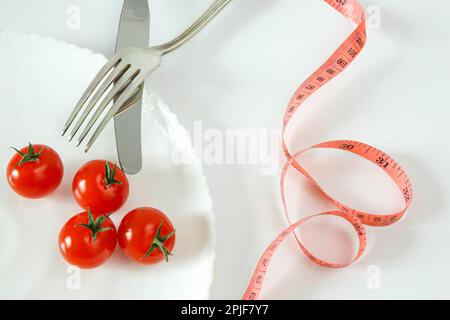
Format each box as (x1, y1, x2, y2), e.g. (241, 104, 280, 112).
(243, 0, 413, 300)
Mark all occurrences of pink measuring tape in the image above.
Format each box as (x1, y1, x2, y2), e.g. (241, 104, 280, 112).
(243, 0, 413, 300)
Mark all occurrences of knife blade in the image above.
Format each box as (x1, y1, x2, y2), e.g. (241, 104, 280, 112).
(114, 0, 150, 174)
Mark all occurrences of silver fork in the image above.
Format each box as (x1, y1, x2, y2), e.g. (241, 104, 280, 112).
(62, 0, 232, 152)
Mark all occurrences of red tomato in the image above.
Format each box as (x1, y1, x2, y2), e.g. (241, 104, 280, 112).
(59, 209, 117, 269)
(118, 207, 176, 265)
(72, 160, 129, 215)
(7, 143, 64, 199)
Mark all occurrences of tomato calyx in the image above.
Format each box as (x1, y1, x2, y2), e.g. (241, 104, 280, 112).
(78, 209, 112, 242)
(104, 162, 123, 188)
(11, 143, 44, 167)
(143, 221, 176, 262)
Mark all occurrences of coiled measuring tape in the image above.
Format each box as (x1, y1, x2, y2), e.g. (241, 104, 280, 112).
(243, 0, 413, 300)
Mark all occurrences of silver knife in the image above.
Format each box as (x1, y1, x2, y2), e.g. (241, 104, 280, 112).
(114, 0, 150, 174)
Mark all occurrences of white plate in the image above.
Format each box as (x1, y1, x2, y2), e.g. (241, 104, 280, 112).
(0, 31, 215, 299)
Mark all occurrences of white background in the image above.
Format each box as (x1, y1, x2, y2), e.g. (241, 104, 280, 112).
(1, 0, 449, 299)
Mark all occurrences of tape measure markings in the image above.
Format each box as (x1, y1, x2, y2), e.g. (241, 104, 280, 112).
(243, 0, 413, 300)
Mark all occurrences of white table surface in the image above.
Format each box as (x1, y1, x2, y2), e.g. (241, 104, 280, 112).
(1, 0, 449, 300)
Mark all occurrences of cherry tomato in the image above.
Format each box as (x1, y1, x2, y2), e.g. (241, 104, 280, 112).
(72, 160, 129, 215)
(118, 207, 176, 265)
(7, 143, 64, 199)
(59, 209, 117, 269)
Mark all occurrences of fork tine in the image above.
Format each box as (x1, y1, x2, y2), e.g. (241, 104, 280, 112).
(61, 56, 121, 136)
(67, 62, 130, 141)
(84, 73, 146, 152)
(75, 68, 140, 147)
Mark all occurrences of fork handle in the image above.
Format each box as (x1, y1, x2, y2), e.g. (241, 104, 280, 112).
(154, 0, 232, 55)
